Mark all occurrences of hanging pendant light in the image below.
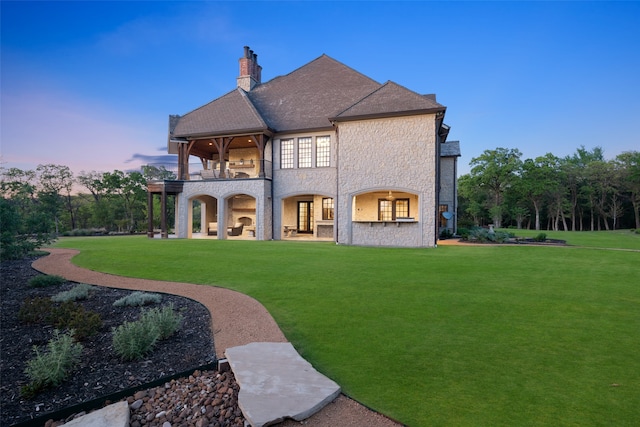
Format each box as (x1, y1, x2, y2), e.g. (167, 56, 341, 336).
(387, 191, 395, 201)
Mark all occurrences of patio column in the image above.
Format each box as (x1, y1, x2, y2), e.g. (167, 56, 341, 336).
(213, 137, 232, 178)
(249, 134, 268, 178)
(147, 191, 154, 238)
(161, 187, 168, 239)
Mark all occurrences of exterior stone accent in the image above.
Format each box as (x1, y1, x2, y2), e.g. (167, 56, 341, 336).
(336, 115, 438, 247)
(177, 179, 272, 240)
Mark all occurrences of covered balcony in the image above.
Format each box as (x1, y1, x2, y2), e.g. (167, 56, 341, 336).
(170, 134, 272, 181)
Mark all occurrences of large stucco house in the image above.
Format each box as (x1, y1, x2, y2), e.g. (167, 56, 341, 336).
(147, 47, 460, 247)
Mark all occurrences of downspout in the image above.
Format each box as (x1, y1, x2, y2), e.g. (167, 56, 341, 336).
(434, 117, 442, 247)
(333, 123, 339, 244)
(270, 137, 275, 240)
(453, 155, 458, 235)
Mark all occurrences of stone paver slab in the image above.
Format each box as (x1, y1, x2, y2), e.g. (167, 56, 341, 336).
(64, 401, 129, 427)
(225, 342, 341, 427)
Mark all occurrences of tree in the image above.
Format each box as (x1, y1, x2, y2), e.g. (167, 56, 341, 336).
(457, 174, 488, 226)
(469, 148, 522, 228)
(565, 146, 605, 231)
(0, 168, 54, 259)
(101, 170, 147, 232)
(142, 165, 176, 181)
(515, 154, 560, 230)
(614, 151, 640, 229)
(36, 164, 75, 233)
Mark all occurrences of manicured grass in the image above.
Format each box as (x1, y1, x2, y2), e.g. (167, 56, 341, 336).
(505, 228, 640, 250)
(53, 233, 639, 426)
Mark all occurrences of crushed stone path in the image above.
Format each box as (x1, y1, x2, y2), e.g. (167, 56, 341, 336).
(33, 248, 402, 427)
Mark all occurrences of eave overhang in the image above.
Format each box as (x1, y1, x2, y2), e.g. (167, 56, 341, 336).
(329, 106, 446, 123)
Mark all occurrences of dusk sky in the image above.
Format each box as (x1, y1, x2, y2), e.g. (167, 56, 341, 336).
(2, 1, 639, 179)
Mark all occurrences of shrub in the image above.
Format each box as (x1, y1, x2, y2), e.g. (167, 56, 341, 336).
(469, 227, 511, 243)
(18, 297, 53, 324)
(64, 309, 103, 341)
(140, 304, 183, 340)
(111, 304, 182, 360)
(457, 228, 471, 240)
(19, 298, 102, 340)
(112, 319, 159, 361)
(533, 232, 547, 242)
(113, 291, 162, 307)
(22, 330, 83, 397)
(0, 198, 54, 261)
(29, 274, 66, 288)
(439, 228, 454, 239)
(51, 283, 95, 302)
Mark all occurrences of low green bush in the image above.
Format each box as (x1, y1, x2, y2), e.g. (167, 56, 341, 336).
(18, 297, 53, 324)
(22, 330, 83, 398)
(141, 304, 183, 340)
(112, 304, 182, 360)
(51, 283, 95, 302)
(59, 306, 103, 341)
(29, 275, 66, 288)
(60, 228, 109, 237)
(469, 227, 511, 243)
(112, 319, 159, 361)
(439, 228, 454, 239)
(18, 298, 102, 340)
(533, 232, 547, 242)
(113, 291, 162, 307)
(457, 227, 471, 239)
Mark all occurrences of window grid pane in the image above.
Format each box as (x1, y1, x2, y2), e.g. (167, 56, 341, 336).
(379, 200, 393, 221)
(281, 139, 294, 169)
(316, 136, 330, 167)
(396, 199, 409, 218)
(298, 137, 312, 168)
(322, 198, 334, 220)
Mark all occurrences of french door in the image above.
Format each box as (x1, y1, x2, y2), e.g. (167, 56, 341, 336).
(297, 201, 314, 234)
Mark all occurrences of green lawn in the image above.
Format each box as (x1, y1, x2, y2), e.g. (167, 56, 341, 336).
(52, 231, 640, 426)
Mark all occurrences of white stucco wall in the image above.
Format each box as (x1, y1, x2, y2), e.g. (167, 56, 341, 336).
(335, 114, 438, 247)
(176, 179, 272, 240)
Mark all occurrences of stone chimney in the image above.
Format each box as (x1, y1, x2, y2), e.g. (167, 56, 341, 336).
(237, 46, 262, 91)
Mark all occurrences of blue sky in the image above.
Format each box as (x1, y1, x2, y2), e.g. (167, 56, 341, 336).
(2, 1, 639, 178)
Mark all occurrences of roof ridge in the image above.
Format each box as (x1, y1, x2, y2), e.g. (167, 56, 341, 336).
(236, 88, 269, 129)
(264, 53, 380, 87)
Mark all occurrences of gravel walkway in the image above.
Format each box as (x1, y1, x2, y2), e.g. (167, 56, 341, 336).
(33, 248, 402, 427)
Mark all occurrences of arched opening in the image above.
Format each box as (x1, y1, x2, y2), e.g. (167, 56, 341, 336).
(352, 190, 418, 222)
(188, 195, 218, 238)
(226, 194, 256, 238)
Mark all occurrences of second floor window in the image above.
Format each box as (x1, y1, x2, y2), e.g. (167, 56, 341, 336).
(281, 139, 294, 169)
(316, 136, 330, 167)
(298, 137, 312, 168)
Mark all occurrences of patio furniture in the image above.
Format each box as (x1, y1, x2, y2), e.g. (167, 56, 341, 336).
(208, 222, 218, 236)
(201, 169, 216, 180)
(228, 223, 244, 236)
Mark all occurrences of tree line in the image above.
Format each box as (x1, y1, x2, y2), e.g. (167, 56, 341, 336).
(458, 146, 640, 231)
(0, 164, 176, 259)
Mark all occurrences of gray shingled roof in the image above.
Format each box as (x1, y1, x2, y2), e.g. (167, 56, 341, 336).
(333, 81, 444, 120)
(172, 54, 445, 136)
(246, 54, 381, 132)
(173, 89, 268, 138)
(441, 140, 461, 157)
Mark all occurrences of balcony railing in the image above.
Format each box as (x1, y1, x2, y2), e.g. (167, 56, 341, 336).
(189, 160, 272, 180)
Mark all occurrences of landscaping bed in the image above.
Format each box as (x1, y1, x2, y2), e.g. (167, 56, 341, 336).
(0, 256, 217, 426)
